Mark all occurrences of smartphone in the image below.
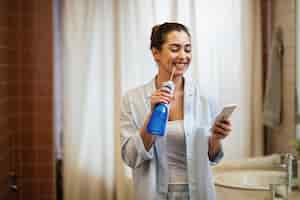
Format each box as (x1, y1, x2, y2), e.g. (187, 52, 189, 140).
(214, 104, 237, 122)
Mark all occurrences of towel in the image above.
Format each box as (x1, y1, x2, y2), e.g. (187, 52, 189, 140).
(263, 27, 284, 128)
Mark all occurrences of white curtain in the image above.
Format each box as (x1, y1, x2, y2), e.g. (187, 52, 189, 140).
(62, 0, 116, 200)
(62, 0, 262, 200)
(242, 0, 264, 156)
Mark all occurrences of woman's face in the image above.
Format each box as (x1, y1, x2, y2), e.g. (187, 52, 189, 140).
(153, 30, 192, 77)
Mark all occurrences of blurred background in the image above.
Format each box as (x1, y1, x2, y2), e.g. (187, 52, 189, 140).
(0, 0, 299, 200)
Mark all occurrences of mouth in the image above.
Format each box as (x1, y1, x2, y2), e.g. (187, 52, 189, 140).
(173, 62, 188, 69)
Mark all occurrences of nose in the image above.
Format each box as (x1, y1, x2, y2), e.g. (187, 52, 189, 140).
(178, 49, 187, 60)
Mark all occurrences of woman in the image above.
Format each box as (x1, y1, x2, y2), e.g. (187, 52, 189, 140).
(120, 22, 232, 200)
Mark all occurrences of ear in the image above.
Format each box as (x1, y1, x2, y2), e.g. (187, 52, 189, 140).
(151, 48, 161, 63)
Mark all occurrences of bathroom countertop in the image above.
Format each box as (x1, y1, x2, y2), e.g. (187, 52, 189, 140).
(288, 190, 300, 200)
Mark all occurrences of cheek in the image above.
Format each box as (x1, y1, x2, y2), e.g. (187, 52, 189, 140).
(169, 54, 178, 61)
(187, 55, 192, 63)
(161, 54, 175, 64)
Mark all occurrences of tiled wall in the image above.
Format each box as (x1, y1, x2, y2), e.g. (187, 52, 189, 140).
(0, 0, 18, 199)
(0, 0, 55, 200)
(268, 0, 297, 154)
(19, 1, 55, 199)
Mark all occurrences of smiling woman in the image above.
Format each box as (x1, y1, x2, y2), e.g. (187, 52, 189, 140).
(120, 22, 231, 200)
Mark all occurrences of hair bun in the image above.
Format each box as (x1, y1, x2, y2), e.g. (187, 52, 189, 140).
(151, 24, 160, 41)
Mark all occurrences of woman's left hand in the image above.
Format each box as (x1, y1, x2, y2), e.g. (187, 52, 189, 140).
(211, 119, 232, 140)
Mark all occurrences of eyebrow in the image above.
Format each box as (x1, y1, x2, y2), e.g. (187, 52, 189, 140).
(168, 43, 191, 47)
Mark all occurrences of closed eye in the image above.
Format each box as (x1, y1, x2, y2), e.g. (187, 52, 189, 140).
(169, 44, 191, 53)
(185, 45, 191, 53)
(169, 45, 180, 52)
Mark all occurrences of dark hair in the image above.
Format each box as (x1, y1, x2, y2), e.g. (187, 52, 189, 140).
(150, 22, 191, 51)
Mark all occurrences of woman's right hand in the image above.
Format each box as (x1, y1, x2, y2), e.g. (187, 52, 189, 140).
(150, 87, 174, 110)
(140, 87, 173, 151)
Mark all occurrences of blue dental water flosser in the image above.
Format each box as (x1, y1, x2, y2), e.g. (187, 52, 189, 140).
(146, 80, 175, 136)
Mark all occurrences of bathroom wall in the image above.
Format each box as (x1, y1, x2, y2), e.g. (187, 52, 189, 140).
(19, 1, 55, 199)
(268, 0, 297, 154)
(0, 0, 55, 200)
(20, 0, 55, 199)
(0, 0, 18, 199)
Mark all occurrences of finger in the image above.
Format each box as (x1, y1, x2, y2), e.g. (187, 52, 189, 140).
(220, 119, 231, 125)
(212, 130, 228, 140)
(215, 122, 232, 132)
(153, 89, 172, 97)
(212, 126, 230, 137)
(151, 100, 169, 106)
(159, 96, 171, 103)
(152, 93, 173, 103)
(152, 94, 172, 102)
(159, 87, 172, 94)
(158, 91, 173, 98)
(151, 96, 171, 104)
(215, 125, 231, 133)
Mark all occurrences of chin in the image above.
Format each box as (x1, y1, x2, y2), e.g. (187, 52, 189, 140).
(176, 69, 188, 75)
(173, 71, 185, 77)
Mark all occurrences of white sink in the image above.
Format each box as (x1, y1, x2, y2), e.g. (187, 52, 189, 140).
(214, 170, 286, 190)
(212, 155, 300, 200)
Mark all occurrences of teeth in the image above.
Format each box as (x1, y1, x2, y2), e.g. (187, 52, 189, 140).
(174, 63, 185, 67)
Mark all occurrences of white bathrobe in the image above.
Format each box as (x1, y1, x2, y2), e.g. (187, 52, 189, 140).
(120, 76, 223, 200)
